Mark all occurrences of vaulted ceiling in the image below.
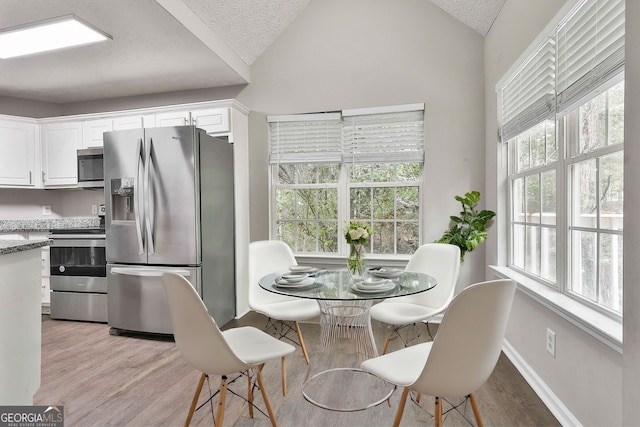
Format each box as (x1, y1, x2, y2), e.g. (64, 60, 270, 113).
(0, 0, 504, 104)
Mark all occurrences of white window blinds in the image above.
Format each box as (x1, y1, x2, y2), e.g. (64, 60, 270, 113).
(268, 104, 425, 164)
(267, 113, 342, 164)
(342, 104, 425, 163)
(556, 0, 625, 111)
(499, 0, 625, 139)
(501, 37, 556, 141)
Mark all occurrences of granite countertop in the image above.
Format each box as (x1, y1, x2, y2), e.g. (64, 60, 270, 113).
(0, 239, 52, 256)
(0, 218, 102, 233)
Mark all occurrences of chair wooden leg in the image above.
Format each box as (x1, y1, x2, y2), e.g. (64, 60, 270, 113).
(216, 376, 228, 427)
(281, 356, 287, 396)
(381, 337, 391, 355)
(426, 322, 434, 340)
(256, 365, 278, 427)
(294, 321, 310, 365)
(247, 371, 254, 418)
(392, 387, 410, 427)
(185, 372, 206, 427)
(469, 393, 484, 427)
(435, 396, 443, 427)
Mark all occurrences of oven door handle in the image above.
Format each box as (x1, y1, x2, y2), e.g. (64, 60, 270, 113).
(110, 267, 191, 277)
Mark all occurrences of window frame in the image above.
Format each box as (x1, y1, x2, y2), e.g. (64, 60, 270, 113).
(267, 105, 425, 260)
(505, 76, 624, 320)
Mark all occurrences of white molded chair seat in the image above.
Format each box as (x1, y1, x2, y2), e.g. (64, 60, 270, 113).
(369, 243, 460, 353)
(252, 299, 321, 322)
(162, 272, 295, 427)
(249, 240, 321, 364)
(369, 303, 442, 326)
(361, 279, 517, 427)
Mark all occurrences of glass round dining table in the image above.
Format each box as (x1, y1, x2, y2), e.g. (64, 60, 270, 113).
(259, 268, 436, 411)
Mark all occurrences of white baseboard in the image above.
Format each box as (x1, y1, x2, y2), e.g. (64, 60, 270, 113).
(502, 340, 582, 427)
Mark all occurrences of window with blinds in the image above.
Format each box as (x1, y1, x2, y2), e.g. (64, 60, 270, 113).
(498, 0, 625, 316)
(268, 113, 342, 164)
(268, 104, 425, 256)
(342, 106, 425, 163)
(499, 0, 625, 133)
(556, 0, 625, 112)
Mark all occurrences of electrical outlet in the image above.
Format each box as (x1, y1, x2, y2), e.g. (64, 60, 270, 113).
(546, 328, 556, 357)
(92, 205, 98, 215)
(42, 205, 51, 216)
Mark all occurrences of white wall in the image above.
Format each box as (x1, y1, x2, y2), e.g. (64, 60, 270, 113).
(237, 0, 488, 290)
(485, 1, 624, 425)
(0, 188, 105, 219)
(0, 96, 62, 118)
(622, 1, 640, 424)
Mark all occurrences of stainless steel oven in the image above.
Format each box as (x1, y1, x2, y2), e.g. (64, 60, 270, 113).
(49, 229, 107, 322)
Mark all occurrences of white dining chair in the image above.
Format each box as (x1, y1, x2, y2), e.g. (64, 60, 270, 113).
(248, 240, 321, 365)
(369, 243, 460, 353)
(361, 279, 517, 427)
(162, 272, 295, 427)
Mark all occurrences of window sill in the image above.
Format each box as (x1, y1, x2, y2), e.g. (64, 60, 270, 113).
(489, 265, 622, 353)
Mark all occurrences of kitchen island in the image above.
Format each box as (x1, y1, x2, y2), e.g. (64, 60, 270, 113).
(0, 239, 51, 405)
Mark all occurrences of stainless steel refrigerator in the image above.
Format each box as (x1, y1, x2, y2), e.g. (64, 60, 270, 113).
(104, 125, 235, 335)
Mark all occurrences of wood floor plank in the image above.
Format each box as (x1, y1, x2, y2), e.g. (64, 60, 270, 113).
(34, 314, 560, 426)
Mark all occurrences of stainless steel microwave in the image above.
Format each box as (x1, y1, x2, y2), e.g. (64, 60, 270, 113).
(77, 147, 104, 188)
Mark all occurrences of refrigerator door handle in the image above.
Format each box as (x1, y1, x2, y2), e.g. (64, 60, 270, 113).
(135, 138, 145, 255)
(110, 267, 191, 277)
(145, 137, 155, 254)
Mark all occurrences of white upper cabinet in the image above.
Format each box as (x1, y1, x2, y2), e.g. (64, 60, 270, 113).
(41, 122, 81, 187)
(192, 108, 230, 134)
(0, 119, 37, 187)
(154, 111, 190, 128)
(154, 108, 230, 134)
(81, 115, 154, 148)
(0, 102, 244, 190)
(113, 114, 154, 131)
(82, 119, 113, 149)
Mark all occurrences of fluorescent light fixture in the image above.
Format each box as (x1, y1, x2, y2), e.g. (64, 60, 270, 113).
(0, 14, 111, 59)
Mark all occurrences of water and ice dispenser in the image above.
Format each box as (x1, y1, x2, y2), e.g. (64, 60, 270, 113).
(110, 178, 135, 221)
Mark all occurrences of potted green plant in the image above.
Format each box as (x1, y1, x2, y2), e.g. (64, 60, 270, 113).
(436, 191, 495, 262)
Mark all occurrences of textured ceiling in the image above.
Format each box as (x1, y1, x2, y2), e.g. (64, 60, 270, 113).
(428, 0, 506, 36)
(0, 0, 503, 104)
(182, 0, 312, 65)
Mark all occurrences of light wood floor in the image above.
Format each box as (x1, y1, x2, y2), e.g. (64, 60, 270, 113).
(35, 313, 560, 426)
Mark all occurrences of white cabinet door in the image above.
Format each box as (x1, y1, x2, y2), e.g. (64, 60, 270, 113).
(82, 119, 113, 148)
(27, 232, 50, 306)
(41, 122, 81, 187)
(0, 120, 36, 186)
(155, 111, 190, 128)
(113, 114, 154, 130)
(192, 108, 230, 134)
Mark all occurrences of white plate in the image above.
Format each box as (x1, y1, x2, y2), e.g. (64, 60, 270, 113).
(280, 273, 309, 282)
(351, 282, 395, 293)
(369, 268, 403, 279)
(289, 265, 315, 272)
(275, 277, 316, 288)
(361, 277, 387, 287)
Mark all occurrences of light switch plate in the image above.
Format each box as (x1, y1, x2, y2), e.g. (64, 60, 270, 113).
(42, 205, 52, 216)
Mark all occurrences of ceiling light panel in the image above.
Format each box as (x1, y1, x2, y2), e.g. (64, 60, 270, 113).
(0, 15, 111, 59)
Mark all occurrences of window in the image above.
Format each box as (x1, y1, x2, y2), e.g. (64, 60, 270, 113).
(566, 80, 624, 313)
(509, 119, 557, 283)
(500, 0, 624, 316)
(268, 104, 424, 257)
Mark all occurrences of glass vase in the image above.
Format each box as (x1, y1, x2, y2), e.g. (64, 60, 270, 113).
(347, 243, 366, 278)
